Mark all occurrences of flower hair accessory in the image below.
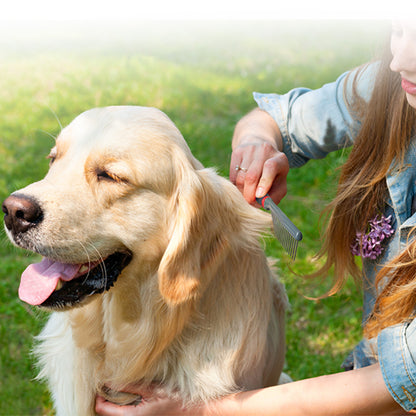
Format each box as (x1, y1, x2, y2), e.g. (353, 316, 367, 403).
(351, 214, 395, 260)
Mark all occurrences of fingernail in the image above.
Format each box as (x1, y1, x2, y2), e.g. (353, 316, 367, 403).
(256, 187, 265, 198)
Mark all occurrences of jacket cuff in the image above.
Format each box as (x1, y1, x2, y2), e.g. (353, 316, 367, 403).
(378, 322, 416, 411)
(253, 91, 310, 168)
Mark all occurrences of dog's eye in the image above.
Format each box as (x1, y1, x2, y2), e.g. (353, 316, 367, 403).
(47, 155, 56, 166)
(96, 169, 119, 182)
(47, 148, 57, 166)
(93, 163, 131, 185)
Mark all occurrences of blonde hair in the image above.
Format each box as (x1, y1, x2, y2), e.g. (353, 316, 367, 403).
(314, 46, 416, 337)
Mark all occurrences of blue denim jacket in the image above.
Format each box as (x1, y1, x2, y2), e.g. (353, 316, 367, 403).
(254, 63, 416, 411)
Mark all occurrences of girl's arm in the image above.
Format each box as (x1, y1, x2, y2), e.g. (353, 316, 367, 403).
(96, 363, 408, 416)
(215, 363, 405, 416)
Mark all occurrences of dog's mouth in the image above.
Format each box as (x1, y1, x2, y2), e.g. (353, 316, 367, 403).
(19, 252, 132, 309)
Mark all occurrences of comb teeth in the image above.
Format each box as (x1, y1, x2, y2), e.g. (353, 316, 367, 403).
(270, 211, 301, 260)
(257, 195, 302, 260)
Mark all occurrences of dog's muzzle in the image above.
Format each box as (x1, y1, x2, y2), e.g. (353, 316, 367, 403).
(2, 193, 132, 310)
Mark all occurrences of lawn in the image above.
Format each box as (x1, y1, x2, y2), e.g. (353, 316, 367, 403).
(0, 20, 387, 415)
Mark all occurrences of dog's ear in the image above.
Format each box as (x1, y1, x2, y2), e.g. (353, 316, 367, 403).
(158, 161, 231, 306)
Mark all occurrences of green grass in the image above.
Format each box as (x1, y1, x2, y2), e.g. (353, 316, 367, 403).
(0, 20, 387, 415)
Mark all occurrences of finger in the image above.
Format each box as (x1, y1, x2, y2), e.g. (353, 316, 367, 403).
(234, 161, 253, 199)
(229, 151, 243, 185)
(241, 159, 264, 205)
(96, 396, 148, 416)
(255, 153, 289, 204)
(230, 142, 258, 186)
(96, 396, 127, 416)
(234, 164, 247, 190)
(268, 177, 288, 205)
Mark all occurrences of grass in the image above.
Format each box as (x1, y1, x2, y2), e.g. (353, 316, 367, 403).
(0, 20, 387, 415)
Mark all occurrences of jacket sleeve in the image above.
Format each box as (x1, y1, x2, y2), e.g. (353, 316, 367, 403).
(378, 320, 416, 411)
(253, 63, 377, 168)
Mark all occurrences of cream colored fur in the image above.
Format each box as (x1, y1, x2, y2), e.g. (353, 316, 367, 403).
(12, 107, 288, 415)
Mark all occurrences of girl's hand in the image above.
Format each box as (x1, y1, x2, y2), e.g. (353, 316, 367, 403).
(96, 395, 193, 416)
(95, 390, 205, 416)
(95, 386, 238, 416)
(230, 108, 288, 205)
(230, 139, 289, 205)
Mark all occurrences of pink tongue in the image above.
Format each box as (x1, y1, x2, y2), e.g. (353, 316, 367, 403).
(19, 258, 80, 306)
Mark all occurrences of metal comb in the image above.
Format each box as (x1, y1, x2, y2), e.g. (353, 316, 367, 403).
(256, 194, 302, 260)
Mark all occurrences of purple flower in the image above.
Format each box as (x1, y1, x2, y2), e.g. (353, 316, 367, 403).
(351, 214, 395, 260)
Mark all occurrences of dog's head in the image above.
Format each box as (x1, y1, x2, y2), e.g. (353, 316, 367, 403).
(3, 106, 266, 311)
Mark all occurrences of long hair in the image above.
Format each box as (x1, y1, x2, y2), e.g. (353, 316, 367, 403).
(314, 45, 416, 337)
(365, 231, 416, 338)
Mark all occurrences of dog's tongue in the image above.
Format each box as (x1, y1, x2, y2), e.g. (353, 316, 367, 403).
(19, 258, 80, 306)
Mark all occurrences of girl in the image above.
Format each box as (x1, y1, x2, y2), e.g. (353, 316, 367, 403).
(96, 20, 416, 416)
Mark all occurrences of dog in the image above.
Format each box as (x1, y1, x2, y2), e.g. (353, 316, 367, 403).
(2, 106, 288, 415)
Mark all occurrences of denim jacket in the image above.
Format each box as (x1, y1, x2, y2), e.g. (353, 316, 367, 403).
(254, 63, 416, 411)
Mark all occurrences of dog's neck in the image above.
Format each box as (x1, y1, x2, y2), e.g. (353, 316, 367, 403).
(67, 266, 196, 387)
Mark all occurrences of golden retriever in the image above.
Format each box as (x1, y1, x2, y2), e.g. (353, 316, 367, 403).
(2, 106, 288, 415)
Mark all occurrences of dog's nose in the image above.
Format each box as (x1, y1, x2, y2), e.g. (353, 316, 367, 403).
(2, 194, 43, 234)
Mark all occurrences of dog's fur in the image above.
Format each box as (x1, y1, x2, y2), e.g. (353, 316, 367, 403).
(4, 106, 288, 415)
